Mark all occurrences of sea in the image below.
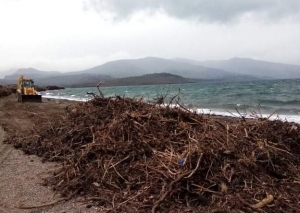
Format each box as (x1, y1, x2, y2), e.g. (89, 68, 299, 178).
(41, 79, 300, 124)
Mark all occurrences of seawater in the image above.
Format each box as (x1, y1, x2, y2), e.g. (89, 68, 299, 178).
(41, 79, 300, 123)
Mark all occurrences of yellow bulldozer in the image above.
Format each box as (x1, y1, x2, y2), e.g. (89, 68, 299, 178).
(17, 75, 42, 102)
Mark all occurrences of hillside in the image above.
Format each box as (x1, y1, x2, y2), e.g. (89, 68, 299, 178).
(1, 57, 252, 87)
(69, 73, 202, 87)
(102, 73, 201, 87)
(3, 68, 62, 80)
(35, 73, 112, 87)
(2, 57, 300, 88)
(174, 57, 300, 79)
(1, 69, 113, 87)
(76, 57, 241, 79)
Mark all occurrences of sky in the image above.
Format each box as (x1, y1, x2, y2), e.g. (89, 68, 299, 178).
(0, 0, 300, 77)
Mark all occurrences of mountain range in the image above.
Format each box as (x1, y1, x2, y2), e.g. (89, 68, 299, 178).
(1, 57, 300, 87)
(174, 57, 300, 79)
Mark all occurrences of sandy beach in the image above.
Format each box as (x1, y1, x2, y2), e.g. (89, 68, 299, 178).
(1, 92, 300, 212)
(0, 94, 236, 213)
(0, 95, 100, 213)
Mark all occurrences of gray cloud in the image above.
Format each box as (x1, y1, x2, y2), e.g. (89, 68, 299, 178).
(84, 0, 300, 22)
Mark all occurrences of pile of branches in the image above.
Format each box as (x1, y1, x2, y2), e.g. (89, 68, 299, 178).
(0, 85, 16, 98)
(9, 96, 300, 212)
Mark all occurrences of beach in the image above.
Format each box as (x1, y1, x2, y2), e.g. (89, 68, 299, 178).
(41, 79, 300, 124)
(0, 91, 300, 212)
(0, 95, 100, 213)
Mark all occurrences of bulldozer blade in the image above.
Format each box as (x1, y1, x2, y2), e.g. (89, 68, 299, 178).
(20, 94, 42, 102)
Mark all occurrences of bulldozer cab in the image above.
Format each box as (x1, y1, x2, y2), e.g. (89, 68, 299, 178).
(20, 79, 36, 95)
(21, 79, 34, 88)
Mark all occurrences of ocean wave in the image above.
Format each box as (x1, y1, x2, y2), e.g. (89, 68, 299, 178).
(40, 79, 300, 124)
(42, 95, 300, 124)
(42, 95, 89, 102)
(258, 99, 300, 106)
(195, 108, 300, 124)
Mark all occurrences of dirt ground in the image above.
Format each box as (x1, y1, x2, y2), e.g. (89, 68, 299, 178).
(0, 95, 100, 213)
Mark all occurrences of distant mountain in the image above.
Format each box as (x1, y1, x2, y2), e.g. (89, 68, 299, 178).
(76, 57, 246, 80)
(104, 72, 200, 86)
(70, 73, 202, 88)
(3, 68, 62, 80)
(1, 68, 112, 87)
(3, 56, 299, 88)
(36, 74, 112, 87)
(174, 58, 300, 79)
(3, 58, 246, 87)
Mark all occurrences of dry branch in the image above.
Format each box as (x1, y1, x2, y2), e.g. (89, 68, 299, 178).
(7, 95, 300, 213)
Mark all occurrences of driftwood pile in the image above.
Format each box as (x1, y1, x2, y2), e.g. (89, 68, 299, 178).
(0, 85, 16, 98)
(10, 96, 300, 212)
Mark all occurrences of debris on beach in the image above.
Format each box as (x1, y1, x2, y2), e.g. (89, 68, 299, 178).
(0, 85, 16, 98)
(8, 96, 300, 212)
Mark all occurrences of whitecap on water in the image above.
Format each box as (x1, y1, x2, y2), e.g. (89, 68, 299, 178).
(195, 108, 300, 124)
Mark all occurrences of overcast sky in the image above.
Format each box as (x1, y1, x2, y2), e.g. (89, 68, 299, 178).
(0, 0, 300, 77)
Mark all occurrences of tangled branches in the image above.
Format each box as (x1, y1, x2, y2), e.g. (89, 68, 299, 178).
(9, 96, 300, 212)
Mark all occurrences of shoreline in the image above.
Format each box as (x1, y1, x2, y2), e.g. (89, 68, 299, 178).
(42, 93, 300, 124)
(1, 94, 300, 212)
(4, 94, 300, 212)
(0, 95, 100, 212)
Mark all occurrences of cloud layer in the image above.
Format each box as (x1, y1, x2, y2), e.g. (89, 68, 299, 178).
(84, 0, 300, 22)
(0, 0, 299, 77)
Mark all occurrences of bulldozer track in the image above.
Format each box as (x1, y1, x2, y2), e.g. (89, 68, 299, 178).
(0, 127, 13, 165)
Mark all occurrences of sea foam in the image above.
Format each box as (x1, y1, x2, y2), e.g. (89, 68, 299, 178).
(42, 93, 300, 124)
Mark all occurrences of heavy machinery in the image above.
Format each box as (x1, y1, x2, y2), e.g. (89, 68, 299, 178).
(17, 75, 42, 102)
